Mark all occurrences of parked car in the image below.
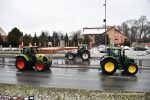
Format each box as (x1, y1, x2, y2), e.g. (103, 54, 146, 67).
(134, 46, 147, 51)
(98, 45, 107, 53)
(123, 46, 130, 50)
(146, 47, 150, 54)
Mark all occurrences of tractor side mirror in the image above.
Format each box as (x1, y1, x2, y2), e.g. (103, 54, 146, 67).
(123, 50, 125, 56)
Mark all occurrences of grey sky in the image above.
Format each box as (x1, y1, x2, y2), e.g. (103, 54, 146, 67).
(0, 0, 150, 36)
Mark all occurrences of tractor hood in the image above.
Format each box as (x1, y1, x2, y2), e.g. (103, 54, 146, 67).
(35, 54, 50, 62)
(126, 56, 135, 62)
(100, 55, 116, 60)
(67, 49, 77, 54)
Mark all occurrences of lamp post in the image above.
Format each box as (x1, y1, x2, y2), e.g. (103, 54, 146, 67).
(103, 0, 107, 52)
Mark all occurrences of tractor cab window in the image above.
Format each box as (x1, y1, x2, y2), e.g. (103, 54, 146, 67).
(78, 46, 85, 50)
(31, 47, 38, 55)
(110, 49, 121, 57)
(22, 48, 28, 54)
(25, 48, 31, 56)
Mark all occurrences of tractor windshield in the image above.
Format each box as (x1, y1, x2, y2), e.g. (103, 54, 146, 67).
(107, 48, 121, 57)
(22, 47, 38, 55)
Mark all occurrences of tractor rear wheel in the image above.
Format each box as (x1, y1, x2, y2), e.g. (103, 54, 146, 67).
(101, 59, 117, 75)
(15, 58, 27, 71)
(44, 62, 52, 70)
(125, 63, 138, 75)
(67, 53, 75, 60)
(81, 51, 90, 61)
(35, 62, 45, 72)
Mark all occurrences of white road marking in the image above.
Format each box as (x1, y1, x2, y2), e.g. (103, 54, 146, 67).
(52, 74, 73, 77)
(109, 76, 131, 79)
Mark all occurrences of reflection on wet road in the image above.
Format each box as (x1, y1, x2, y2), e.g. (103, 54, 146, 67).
(0, 63, 149, 92)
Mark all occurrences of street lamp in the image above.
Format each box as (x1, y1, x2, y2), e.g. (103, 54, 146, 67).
(103, 0, 107, 51)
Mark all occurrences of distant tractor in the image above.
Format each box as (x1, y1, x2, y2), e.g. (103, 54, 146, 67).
(100, 47, 138, 75)
(15, 46, 52, 72)
(65, 44, 90, 61)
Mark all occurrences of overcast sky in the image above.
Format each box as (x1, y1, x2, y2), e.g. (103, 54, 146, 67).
(0, 0, 150, 36)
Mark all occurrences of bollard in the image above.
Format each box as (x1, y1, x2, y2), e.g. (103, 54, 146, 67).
(2, 57, 5, 62)
(139, 59, 142, 67)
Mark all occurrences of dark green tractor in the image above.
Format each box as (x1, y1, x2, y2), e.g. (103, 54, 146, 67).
(15, 46, 52, 72)
(100, 47, 138, 75)
(65, 44, 90, 61)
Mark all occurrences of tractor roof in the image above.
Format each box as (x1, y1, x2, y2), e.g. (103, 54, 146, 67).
(108, 47, 122, 50)
(78, 44, 87, 46)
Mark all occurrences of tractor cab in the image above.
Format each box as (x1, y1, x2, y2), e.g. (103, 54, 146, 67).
(107, 48, 125, 61)
(107, 48, 125, 57)
(22, 46, 38, 56)
(77, 44, 87, 53)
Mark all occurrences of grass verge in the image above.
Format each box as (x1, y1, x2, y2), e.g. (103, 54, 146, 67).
(0, 83, 149, 100)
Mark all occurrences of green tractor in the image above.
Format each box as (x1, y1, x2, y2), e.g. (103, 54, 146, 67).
(100, 47, 138, 75)
(65, 44, 90, 61)
(15, 46, 52, 72)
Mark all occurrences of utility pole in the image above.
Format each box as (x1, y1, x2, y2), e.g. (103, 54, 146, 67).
(54, 34, 55, 52)
(103, 0, 107, 52)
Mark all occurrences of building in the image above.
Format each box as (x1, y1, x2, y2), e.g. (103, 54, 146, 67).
(82, 26, 128, 48)
(0, 27, 7, 41)
(107, 26, 128, 46)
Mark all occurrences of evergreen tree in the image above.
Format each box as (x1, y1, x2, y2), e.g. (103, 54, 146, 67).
(72, 33, 78, 46)
(52, 31, 59, 47)
(64, 33, 69, 46)
(32, 33, 39, 45)
(82, 35, 90, 44)
(7, 27, 23, 47)
(39, 31, 49, 46)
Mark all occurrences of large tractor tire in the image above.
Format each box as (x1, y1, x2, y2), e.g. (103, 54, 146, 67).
(81, 51, 90, 61)
(35, 62, 45, 72)
(125, 63, 138, 75)
(101, 59, 117, 75)
(67, 53, 75, 60)
(15, 58, 27, 71)
(44, 62, 52, 70)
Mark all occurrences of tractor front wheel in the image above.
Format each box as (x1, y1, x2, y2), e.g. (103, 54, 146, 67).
(15, 58, 27, 71)
(125, 63, 138, 75)
(35, 62, 45, 72)
(101, 59, 117, 75)
(81, 51, 90, 61)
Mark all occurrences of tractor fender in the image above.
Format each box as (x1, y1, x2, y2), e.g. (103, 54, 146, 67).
(100, 57, 118, 66)
(16, 54, 29, 62)
(80, 50, 90, 56)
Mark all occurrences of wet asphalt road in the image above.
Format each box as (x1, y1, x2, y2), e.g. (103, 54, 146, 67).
(0, 58, 150, 92)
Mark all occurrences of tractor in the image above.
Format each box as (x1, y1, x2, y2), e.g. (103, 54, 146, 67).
(65, 44, 90, 61)
(100, 47, 138, 75)
(15, 46, 52, 72)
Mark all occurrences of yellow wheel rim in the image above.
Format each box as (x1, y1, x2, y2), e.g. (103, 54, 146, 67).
(104, 62, 115, 72)
(128, 65, 136, 73)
